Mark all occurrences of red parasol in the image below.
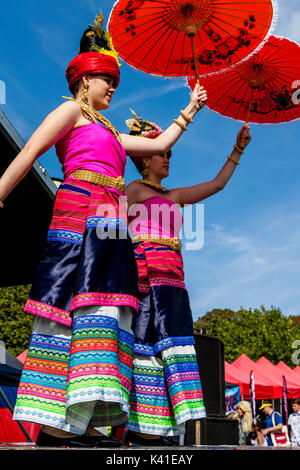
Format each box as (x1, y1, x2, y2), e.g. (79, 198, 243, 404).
(108, 0, 276, 82)
(188, 35, 300, 124)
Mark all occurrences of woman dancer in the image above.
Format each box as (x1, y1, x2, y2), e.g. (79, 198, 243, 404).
(0, 13, 206, 446)
(125, 113, 251, 445)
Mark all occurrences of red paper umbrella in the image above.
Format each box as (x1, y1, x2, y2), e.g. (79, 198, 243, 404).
(188, 35, 300, 124)
(108, 0, 276, 80)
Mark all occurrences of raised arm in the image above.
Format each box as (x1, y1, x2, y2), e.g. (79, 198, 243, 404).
(171, 125, 252, 206)
(120, 84, 207, 157)
(0, 101, 81, 205)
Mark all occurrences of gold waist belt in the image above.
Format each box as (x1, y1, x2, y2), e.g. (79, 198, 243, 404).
(68, 169, 126, 192)
(132, 234, 182, 251)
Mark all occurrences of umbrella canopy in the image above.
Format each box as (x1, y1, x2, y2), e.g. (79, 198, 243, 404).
(232, 353, 283, 398)
(225, 360, 274, 399)
(108, 0, 276, 78)
(276, 361, 300, 386)
(188, 35, 300, 124)
(256, 357, 300, 399)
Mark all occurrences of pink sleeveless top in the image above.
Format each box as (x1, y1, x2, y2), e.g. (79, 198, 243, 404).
(55, 123, 126, 180)
(129, 196, 183, 239)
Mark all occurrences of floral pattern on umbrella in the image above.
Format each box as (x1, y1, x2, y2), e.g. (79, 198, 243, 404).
(188, 36, 300, 124)
(108, 0, 277, 77)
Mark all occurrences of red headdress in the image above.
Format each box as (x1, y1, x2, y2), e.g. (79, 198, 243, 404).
(66, 52, 120, 92)
(66, 11, 121, 92)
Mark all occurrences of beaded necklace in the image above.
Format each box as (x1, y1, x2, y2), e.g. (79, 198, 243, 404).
(62, 96, 121, 142)
(135, 179, 169, 193)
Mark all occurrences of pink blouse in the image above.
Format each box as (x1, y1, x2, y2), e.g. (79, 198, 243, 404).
(55, 123, 126, 179)
(129, 196, 183, 239)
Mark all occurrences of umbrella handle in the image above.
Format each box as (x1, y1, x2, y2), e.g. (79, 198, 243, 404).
(245, 89, 254, 125)
(189, 35, 200, 86)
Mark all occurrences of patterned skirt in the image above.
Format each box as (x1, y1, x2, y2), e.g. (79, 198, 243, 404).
(13, 177, 139, 433)
(127, 242, 206, 437)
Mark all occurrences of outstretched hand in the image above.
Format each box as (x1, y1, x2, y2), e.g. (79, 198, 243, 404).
(190, 83, 208, 111)
(236, 124, 252, 150)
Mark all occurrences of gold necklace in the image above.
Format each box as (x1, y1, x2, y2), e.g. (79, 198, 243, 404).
(62, 96, 121, 142)
(135, 179, 169, 193)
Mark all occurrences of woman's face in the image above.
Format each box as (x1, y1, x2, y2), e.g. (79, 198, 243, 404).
(237, 407, 244, 417)
(144, 151, 171, 179)
(85, 74, 116, 110)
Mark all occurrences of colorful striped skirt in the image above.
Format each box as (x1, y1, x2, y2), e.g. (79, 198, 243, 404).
(127, 242, 206, 436)
(13, 177, 139, 433)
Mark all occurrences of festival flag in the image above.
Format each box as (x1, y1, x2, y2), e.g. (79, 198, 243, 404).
(250, 370, 256, 419)
(282, 375, 289, 424)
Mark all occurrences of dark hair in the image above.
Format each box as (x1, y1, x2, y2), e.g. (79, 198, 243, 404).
(79, 26, 110, 54)
(292, 398, 300, 405)
(70, 26, 111, 97)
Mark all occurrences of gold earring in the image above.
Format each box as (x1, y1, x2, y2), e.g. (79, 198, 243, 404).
(141, 163, 149, 178)
(81, 82, 89, 102)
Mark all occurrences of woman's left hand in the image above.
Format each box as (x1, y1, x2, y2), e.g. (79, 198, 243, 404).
(236, 124, 252, 151)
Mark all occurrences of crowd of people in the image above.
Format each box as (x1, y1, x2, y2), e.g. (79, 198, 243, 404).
(231, 399, 300, 447)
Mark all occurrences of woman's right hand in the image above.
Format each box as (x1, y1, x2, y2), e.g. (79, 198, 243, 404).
(189, 83, 207, 112)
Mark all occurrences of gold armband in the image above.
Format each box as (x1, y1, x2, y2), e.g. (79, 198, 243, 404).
(173, 119, 187, 131)
(180, 110, 193, 123)
(227, 155, 240, 165)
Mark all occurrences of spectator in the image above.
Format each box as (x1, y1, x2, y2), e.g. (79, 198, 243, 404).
(288, 398, 300, 446)
(233, 401, 253, 445)
(259, 402, 283, 446)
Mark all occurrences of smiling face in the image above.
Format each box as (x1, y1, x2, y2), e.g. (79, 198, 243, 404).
(142, 151, 171, 180)
(80, 73, 116, 110)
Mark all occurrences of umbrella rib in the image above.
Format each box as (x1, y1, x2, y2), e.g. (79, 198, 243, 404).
(110, 11, 167, 41)
(163, 30, 181, 76)
(209, 74, 248, 110)
(114, 16, 172, 61)
(232, 81, 253, 121)
(136, 24, 177, 71)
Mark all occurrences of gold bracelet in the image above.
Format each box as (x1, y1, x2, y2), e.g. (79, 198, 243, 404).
(227, 155, 240, 165)
(233, 144, 244, 155)
(0, 201, 4, 209)
(173, 119, 187, 131)
(180, 110, 193, 123)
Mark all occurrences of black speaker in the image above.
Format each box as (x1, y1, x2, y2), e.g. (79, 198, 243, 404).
(185, 417, 239, 446)
(193, 333, 225, 417)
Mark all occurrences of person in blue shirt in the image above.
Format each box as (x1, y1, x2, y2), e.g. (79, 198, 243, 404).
(259, 402, 283, 446)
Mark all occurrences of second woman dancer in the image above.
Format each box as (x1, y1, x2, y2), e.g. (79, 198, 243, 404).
(125, 112, 251, 445)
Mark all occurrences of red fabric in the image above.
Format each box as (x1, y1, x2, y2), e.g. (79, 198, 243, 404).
(66, 52, 120, 91)
(188, 35, 300, 124)
(225, 360, 273, 399)
(276, 361, 300, 387)
(109, 0, 275, 77)
(16, 349, 28, 364)
(0, 409, 40, 444)
(256, 357, 300, 399)
(232, 354, 283, 398)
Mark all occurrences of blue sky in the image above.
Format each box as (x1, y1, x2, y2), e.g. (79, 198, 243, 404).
(1, 1, 300, 320)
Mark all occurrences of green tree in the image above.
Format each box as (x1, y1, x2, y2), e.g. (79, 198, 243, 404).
(194, 306, 299, 367)
(0, 285, 34, 356)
